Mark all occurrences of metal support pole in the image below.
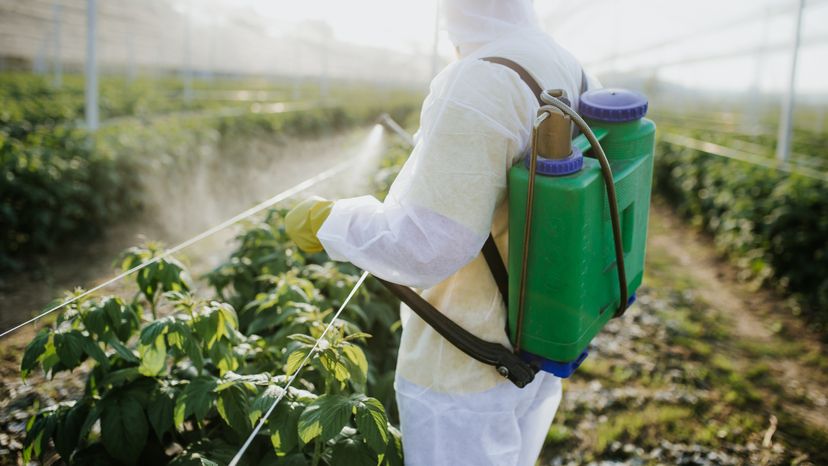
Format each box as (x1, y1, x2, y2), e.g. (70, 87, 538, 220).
(52, 0, 63, 88)
(430, 0, 441, 78)
(745, 7, 771, 132)
(320, 42, 329, 99)
(183, 0, 193, 102)
(776, 0, 805, 162)
(127, 27, 136, 83)
(292, 43, 302, 100)
(85, 0, 99, 131)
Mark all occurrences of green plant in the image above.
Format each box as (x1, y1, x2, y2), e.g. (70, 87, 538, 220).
(0, 72, 422, 273)
(19, 209, 403, 465)
(655, 136, 828, 330)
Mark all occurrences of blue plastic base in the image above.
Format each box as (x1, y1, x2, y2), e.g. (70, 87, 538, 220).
(515, 293, 637, 379)
(520, 350, 589, 378)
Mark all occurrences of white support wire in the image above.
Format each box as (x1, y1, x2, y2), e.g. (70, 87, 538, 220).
(0, 158, 355, 339)
(228, 271, 370, 466)
(661, 132, 828, 183)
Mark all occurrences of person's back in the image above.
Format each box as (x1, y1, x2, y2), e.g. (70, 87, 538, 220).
(394, 6, 592, 397)
(287, 1, 592, 464)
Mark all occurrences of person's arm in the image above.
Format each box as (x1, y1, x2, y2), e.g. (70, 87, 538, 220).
(318, 60, 537, 289)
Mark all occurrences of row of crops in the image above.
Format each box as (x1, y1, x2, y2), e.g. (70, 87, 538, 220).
(0, 73, 421, 273)
(655, 121, 828, 331)
(13, 137, 411, 465)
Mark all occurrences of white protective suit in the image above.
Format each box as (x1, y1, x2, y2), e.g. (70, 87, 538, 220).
(317, 1, 596, 464)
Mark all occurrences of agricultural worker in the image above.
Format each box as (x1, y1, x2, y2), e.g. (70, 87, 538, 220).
(286, 0, 595, 464)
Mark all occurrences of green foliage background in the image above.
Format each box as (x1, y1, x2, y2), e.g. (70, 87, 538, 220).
(20, 207, 406, 466)
(0, 73, 421, 273)
(654, 135, 828, 330)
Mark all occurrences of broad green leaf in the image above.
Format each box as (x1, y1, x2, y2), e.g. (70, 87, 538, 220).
(55, 400, 89, 460)
(319, 350, 350, 382)
(39, 340, 60, 374)
(381, 425, 404, 466)
(139, 334, 167, 376)
(287, 333, 318, 346)
(173, 377, 218, 429)
(106, 336, 139, 363)
(330, 435, 379, 466)
(81, 339, 110, 368)
(297, 394, 351, 444)
(342, 345, 368, 387)
(216, 302, 239, 331)
(216, 384, 251, 434)
(77, 400, 103, 442)
(102, 297, 136, 342)
(21, 329, 49, 379)
(55, 330, 85, 369)
(208, 339, 239, 375)
(250, 385, 282, 425)
(167, 324, 187, 350)
(147, 386, 175, 441)
(217, 371, 271, 392)
(268, 399, 302, 454)
(68, 442, 115, 466)
(351, 395, 389, 453)
(23, 412, 56, 462)
(284, 349, 310, 376)
(101, 367, 141, 387)
(140, 317, 171, 346)
(257, 453, 307, 466)
(194, 309, 219, 349)
(168, 455, 220, 466)
(247, 312, 283, 335)
(184, 336, 204, 372)
(80, 306, 107, 338)
(341, 332, 372, 343)
(100, 394, 148, 465)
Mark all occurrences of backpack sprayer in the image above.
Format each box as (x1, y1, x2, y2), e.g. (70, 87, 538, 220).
(377, 59, 655, 388)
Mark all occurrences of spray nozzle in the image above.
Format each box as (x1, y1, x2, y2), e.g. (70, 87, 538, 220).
(536, 107, 572, 160)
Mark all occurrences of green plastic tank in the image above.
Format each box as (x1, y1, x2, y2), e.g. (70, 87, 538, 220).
(507, 88, 655, 369)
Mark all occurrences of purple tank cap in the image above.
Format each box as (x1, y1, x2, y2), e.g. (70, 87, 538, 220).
(526, 146, 583, 176)
(579, 88, 648, 122)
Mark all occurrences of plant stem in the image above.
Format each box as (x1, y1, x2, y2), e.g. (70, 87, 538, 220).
(150, 293, 158, 320)
(311, 439, 322, 466)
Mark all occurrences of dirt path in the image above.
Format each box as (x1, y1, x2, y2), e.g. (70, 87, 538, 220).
(648, 202, 828, 432)
(541, 202, 828, 466)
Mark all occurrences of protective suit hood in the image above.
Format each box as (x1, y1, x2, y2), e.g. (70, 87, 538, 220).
(443, 0, 542, 56)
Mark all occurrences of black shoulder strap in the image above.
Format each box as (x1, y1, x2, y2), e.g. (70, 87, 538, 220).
(476, 59, 590, 306)
(375, 276, 536, 388)
(482, 235, 509, 307)
(478, 57, 544, 307)
(481, 57, 544, 105)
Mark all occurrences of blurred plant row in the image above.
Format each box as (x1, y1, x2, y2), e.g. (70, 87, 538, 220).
(0, 72, 421, 273)
(655, 135, 828, 331)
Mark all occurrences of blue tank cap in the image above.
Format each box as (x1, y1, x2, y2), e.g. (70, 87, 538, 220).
(579, 88, 648, 123)
(526, 145, 583, 176)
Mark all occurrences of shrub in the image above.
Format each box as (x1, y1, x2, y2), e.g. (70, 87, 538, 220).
(655, 138, 828, 329)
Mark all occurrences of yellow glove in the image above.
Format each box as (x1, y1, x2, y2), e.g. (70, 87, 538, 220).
(285, 196, 334, 253)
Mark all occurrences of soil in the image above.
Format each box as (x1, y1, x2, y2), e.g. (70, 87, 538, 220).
(541, 201, 828, 466)
(647, 203, 828, 432)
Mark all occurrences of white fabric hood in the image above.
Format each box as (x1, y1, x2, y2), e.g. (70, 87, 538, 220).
(442, 0, 542, 55)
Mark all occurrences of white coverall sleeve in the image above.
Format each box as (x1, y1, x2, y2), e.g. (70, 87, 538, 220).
(317, 60, 537, 289)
